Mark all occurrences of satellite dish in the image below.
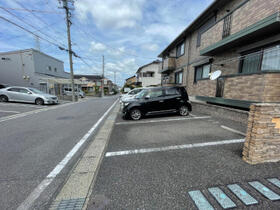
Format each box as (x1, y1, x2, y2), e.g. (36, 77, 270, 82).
(210, 70, 222, 80)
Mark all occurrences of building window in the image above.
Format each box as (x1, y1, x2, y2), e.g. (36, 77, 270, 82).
(240, 44, 280, 73)
(1, 57, 11, 61)
(176, 41, 185, 57)
(194, 64, 211, 82)
(175, 71, 183, 84)
(197, 15, 216, 47)
(222, 14, 232, 38)
(261, 45, 280, 71)
(143, 72, 154, 77)
(47, 66, 52, 71)
(54, 68, 57, 72)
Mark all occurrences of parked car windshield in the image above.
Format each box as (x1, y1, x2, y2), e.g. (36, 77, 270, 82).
(135, 89, 148, 99)
(28, 88, 44, 94)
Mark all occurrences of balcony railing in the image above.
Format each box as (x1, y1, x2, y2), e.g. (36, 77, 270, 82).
(161, 57, 176, 73)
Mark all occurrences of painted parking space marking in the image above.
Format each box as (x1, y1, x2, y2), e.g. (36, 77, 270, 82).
(0, 110, 20, 113)
(267, 178, 280, 189)
(228, 184, 258, 205)
(115, 116, 211, 125)
(17, 99, 118, 210)
(105, 139, 245, 157)
(208, 187, 236, 209)
(0, 99, 89, 123)
(220, 125, 246, 136)
(0, 103, 43, 108)
(188, 190, 214, 210)
(249, 181, 280, 201)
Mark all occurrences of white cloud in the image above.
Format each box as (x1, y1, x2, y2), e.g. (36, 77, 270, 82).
(76, 0, 145, 29)
(89, 41, 107, 52)
(141, 43, 159, 52)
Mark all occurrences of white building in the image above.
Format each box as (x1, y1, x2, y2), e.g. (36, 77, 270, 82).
(136, 60, 162, 87)
(0, 49, 82, 96)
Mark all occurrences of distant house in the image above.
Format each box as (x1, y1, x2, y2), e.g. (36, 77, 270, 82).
(0, 48, 82, 96)
(74, 74, 102, 93)
(74, 75, 116, 94)
(125, 75, 138, 87)
(136, 60, 161, 87)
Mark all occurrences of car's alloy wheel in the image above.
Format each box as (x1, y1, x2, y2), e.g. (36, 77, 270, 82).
(179, 105, 189, 116)
(130, 108, 141, 120)
(0, 95, 8, 102)
(35, 98, 44, 105)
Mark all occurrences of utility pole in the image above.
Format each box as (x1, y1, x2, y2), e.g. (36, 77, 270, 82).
(59, 0, 75, 102)
(114, 71, 116, 85)
(34, 35, 40, 51)
(101, 55, 104, 97)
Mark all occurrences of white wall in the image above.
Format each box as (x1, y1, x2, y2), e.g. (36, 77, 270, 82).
(137, 62, 161, 87)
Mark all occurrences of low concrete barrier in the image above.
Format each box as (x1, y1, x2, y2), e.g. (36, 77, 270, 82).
(191, 101, 249, 124)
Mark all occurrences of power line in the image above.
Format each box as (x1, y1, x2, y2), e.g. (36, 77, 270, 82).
(0, 7, 67, 48)
(15, 1, 67, 47)
(0, 15, 62, 48)
(72, 22, 156, 60)
(0, 6, 64, 14)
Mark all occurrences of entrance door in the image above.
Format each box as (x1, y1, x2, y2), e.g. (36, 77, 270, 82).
(216, 78, 225, 97)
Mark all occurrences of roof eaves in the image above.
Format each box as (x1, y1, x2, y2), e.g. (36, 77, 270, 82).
(158, 0, 222, 58)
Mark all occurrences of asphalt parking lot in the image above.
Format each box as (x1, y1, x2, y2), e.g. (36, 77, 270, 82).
(0, 100, 70, 120)
(88, 110, 280, 210)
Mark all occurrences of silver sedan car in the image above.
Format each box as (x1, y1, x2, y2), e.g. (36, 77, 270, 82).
(0, 86, 58, 105)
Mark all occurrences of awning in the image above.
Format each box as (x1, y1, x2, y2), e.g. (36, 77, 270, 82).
(39, 77, 83, 85)
(200, 12, 280, 56)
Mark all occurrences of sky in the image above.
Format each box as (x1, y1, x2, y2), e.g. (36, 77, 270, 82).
(0, 0, 214, 86)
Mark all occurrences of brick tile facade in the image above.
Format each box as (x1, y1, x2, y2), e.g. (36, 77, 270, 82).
(160, 0, 280, 103)
(243, 103, 280, 164)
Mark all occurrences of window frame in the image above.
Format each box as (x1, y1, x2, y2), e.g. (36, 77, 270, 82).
(194, 63, 211, 83)
(175, 71, 183, 84)
(239, 42, 280, 74)
(197, 15, 216, 48)
(176, 41, 185, 58)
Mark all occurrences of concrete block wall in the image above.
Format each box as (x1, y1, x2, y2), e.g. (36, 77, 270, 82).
(243, 103, 280, 164)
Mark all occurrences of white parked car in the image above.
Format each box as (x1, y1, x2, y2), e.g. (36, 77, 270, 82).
(120, 88, 143, 102)
(0, 86, 58, 105)
(63, 88, 85, 98)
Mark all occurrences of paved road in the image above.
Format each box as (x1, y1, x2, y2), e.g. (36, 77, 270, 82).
(0, 96, 117, 210)
(89, 111, 280, 209)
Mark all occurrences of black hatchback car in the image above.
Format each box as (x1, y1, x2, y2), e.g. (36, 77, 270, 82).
(122, 86, 192, 120)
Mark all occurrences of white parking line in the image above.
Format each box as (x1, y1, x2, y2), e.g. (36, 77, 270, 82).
(221, 125, 246, 136)
(105, 139, 245, 157)
(17, 99, 118, 210)
(115, 116, 211, 125)
(0, 103, 43, 108)
(0, 99, 88, 123)
(0, 110, 20, 113)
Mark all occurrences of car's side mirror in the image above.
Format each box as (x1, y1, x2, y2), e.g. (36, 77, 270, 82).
(145, 95, 150, 100)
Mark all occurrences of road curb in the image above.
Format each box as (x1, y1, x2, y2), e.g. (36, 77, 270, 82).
(49, 103, 119, 210)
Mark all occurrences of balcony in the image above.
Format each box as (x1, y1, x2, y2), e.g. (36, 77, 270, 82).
(161, 57, 176, 73)
(200, 12, 280, 56)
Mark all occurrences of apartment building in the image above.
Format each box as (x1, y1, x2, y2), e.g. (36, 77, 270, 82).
(159, 0, 280, 108)
(136, 60, 162, 87)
